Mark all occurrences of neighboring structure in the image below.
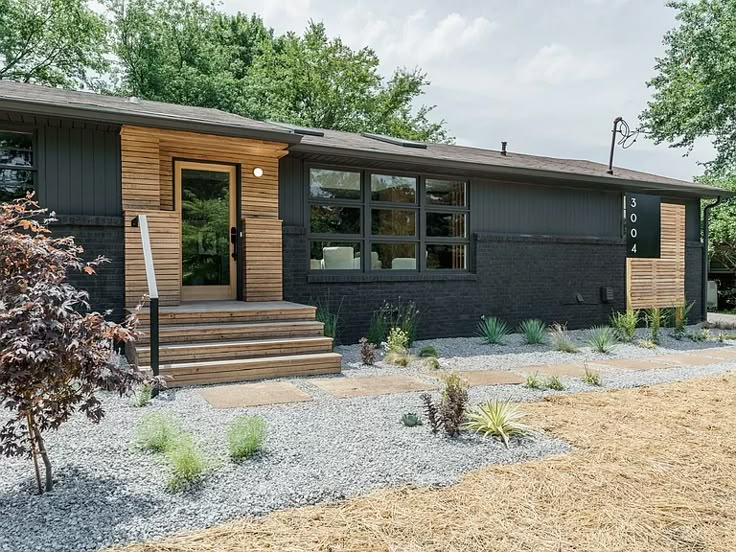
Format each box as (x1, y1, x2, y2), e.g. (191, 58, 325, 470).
(0, 81, 729, 382)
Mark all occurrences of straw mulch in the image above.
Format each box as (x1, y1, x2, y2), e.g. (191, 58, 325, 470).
(111, 374, 736, 552)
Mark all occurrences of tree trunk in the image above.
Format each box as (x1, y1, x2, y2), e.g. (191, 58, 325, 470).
(31, 424, 52, 492)
(26, 413, 43, 495)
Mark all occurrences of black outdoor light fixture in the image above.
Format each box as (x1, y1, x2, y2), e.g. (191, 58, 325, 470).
(607, 116, 639, 175)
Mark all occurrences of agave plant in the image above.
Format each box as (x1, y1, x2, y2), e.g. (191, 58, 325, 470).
(464, 400, 530, 448)
(518, 319, 547, 345)
(401, 412, 422, 427)
(477, 316, 511, 345)
(587, 326, 618, 353)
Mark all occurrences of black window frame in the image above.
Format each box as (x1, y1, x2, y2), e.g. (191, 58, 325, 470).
(0, 127, 36, 202)
(306, 163, 470, 273)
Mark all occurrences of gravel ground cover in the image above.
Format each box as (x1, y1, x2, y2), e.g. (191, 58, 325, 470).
(2, 325, 736, 552)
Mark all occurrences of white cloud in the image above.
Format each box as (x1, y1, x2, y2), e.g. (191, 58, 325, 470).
(517, 44, 611, 85)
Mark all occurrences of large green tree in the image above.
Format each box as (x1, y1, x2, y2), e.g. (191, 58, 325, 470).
(107, 0, 450, 142)
(0, 0, 108, 87)
(641, 0, 736, 175)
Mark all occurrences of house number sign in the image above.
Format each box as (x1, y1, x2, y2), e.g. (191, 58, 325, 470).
(625, 193, 661, 258)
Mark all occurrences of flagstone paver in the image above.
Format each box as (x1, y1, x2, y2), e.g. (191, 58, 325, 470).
(452, 370, 525, 386)
(198, 381, 313, 409)
(690, 347, 736, 361)
(310, 375, 436, 399)
(590, 357, 678, 371)
(654, 353, 724, 366)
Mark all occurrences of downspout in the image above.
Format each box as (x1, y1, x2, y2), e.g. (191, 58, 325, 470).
(702, 196, 723, 321)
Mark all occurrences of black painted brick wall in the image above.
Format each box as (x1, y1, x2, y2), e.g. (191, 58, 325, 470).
(283, 227, 627, 344)
(50, 216, 125, 321)
(686, 241, 704, 322)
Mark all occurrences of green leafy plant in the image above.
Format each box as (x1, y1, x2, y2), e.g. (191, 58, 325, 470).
(401, 412, 422, 427)
(477, 316, 511, 345)
(420, 393, 441, 433)
(582, 367, 602, 386)
(367, 299, 420, 345)
(419, 345, 438, 358)
(545, 374, 565, 391)
(226, 416, 267, 460)
(587, 326, 618, 354)
(423, 356, 440, 370)
(638, 338, 658, 349)
(165, 435, 205, 492)
(610, 309, 639, 342)
(367, 308, 390, 346)
(359, 337, 376, 365)
(645, 307, 664, 344)
(313, 293, 343, 344)
(548, 323, 579, 353)
(518, 319, 547, 345)
(439, 373, 468, 437)
(136, 412, 180, 453)
(674, 302, 694, 333)
(130, 383, 153, 408)
(688, 328, 711, 342)
(386, 327, 409, 353)
(524, 372, 543, 389)
(464, 400, 530, 448)
(384, 350, 413, 367)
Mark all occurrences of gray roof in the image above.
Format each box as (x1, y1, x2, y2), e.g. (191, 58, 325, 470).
(0, 80, 300, 144)
(0, 81, 728, 197)
(290, 127, 730, 198)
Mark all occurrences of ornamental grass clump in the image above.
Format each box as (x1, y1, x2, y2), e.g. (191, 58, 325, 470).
(367, 299, 420, 346)
(524, 372, 543, 389)
(477, 316, 511, 345)
(464, 399, 530, 448)
(587, 326, 618, 354)
(518, 319, 547, 345)
(610, 309, 639, 342)
(131, 383, 153, 407)
(582, 366, 602, 386)
(549, 323, 579, 353)
(645, 307, 664, 344)
(226, 415, 266, 460)
(0, 196, 145, 494)
(165, 435, 205, 492)
(545, 374, 565, 391)
(136, 411, 180, 453)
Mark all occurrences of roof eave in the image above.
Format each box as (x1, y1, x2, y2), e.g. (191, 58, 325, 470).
(0, 98, 303, 145)
(290, 143, 732, 199)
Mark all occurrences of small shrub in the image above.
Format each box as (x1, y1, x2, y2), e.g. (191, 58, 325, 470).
(610, 310, 639, 342)
(439, 373, 469, 437)
(464, 400, 530, 448)
(401, 412, 422, 427)
(419, 345, 438, 358)
(367, 299, 420, 345)
(645, 307, 664, 343)
(545, 374, 565, 391)
(582, 367, 602, 386)
(477, 316, 511, 345)
(689, 328, 711, 342)
(359, 337, 376, 365)
(549, 323, 579, 353)
(136, 412, 180, 452)
(422, 356, 440, 370)
(226, 416, 266, 460)
(587, 326, 618, 353)
(674, 302, 693, 334)
(420, 393, 441, 433)
(518, 319, 547, 345)
(165, 435, 204, 492)
(638, 338, 658, 349)
(384, 350, 413, 367)
(386, 327, 409, 353)
(131, 383, 153, 407)
(524, 372, 543, 389)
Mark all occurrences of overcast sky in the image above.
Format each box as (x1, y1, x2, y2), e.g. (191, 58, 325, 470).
(220, 0, 713, 181)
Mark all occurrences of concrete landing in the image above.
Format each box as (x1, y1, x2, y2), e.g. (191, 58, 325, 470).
(311, 375, 435, 399)
(198, 381, 313, 409)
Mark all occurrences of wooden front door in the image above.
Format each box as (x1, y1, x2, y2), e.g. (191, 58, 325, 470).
(175, 161, 237, 301)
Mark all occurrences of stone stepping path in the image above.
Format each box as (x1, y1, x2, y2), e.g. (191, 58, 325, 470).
(198, 381, 312, 409)
(451, 370, 525, 386)
(310, 375, 436, 399)
(515, 363, 591, 377)
(590, 357, 677, 371)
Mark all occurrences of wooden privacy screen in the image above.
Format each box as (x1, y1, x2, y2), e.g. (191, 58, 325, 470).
(121, 125, 289, 307)
(627, 203, 686, 309)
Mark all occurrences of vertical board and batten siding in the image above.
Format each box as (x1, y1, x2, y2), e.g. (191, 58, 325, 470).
(627, 203, 686, 309)
(121, 125, 288, 307)
(0, 110, 121, 216)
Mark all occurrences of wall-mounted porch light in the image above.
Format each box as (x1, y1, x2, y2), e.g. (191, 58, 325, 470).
(253, 167, 264, 177)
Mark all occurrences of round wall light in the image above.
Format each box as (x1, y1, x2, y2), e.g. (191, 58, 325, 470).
(253, 167, 264, 178)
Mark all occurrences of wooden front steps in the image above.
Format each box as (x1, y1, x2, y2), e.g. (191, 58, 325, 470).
(127, 301, 342, 386)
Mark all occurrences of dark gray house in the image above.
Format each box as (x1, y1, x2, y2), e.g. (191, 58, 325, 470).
(0, 80, 728, 384)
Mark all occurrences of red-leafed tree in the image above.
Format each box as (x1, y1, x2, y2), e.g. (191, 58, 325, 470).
(0, 195, 143, 493)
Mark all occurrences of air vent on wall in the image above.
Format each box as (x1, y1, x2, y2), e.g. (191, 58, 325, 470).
(361, 132, 428, 149)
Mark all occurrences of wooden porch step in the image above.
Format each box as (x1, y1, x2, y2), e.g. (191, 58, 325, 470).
(154, 352, 342, 386)
(136, 302, 317, 326)
(135, 336, 334, 365)
(136, 320, 325, 345)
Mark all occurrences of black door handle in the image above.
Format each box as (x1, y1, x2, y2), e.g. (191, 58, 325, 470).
(230, 227, 237, 261)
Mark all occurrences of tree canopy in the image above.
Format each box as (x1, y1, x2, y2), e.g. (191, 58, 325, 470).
(640, 0, 736, 175)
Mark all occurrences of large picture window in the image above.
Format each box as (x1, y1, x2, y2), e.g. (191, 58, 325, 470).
(0, 131, 34, 202)
(308, 167, 469, 272)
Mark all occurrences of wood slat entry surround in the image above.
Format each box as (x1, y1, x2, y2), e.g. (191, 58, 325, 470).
(121, 125, 289, 307)
(627, 203, 686, 309)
